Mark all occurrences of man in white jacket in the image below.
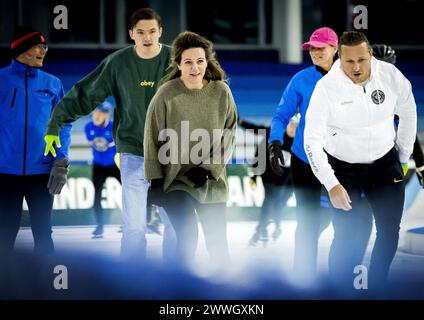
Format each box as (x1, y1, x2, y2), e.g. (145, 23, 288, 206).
(304, 31, 417, 289)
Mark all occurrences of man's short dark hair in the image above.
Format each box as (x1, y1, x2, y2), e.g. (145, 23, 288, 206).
(338, 31, 371, 56)
(129, 8, 162, 30)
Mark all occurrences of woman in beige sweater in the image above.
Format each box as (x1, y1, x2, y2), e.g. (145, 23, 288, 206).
(144, 31, 237, 266)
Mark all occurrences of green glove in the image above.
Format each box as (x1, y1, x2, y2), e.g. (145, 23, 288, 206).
(44, 135, 61, 157)
(114, 153, 120, 169)
(401, 163, 408, 176)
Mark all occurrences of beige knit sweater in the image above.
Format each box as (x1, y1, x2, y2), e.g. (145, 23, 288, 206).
(144, 78, 237, 203)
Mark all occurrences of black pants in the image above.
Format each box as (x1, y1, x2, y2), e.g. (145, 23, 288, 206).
(92, 164, 121, 226)
(290, 154, 333, 281)
(160, 190, 229, 266)
(328, 147, 405, 287)
(0, 174, 54, 255)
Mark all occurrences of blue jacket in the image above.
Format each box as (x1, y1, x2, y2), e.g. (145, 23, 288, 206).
(84, 120, 116, 166)
(269, 66, 324, 163)
(0, 60, 71, 175)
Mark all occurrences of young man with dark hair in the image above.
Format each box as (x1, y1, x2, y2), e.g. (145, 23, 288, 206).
(304, 31, 417, 288)
(44, 8, 172, 264)
(0, 26, 71, 256)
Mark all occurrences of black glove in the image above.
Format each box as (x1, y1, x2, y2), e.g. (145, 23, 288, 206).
(148, 179, 164, 206)
(416, 166, 424, 188)
(185, 167, 211, 188)
(268, 140, 285, 176)
(47, 158, 69, 195)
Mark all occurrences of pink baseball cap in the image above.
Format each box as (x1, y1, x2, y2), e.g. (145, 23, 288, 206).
(301, 27, 338, 50)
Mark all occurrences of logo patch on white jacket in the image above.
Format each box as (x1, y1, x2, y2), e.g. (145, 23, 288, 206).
(371, 90, 385, 104)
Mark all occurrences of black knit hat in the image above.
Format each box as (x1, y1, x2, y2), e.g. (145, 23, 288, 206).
(11, 26, 47, 58)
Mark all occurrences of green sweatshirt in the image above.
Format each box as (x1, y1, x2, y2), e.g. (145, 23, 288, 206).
(47, 45, 171, 156)
(144, 78, 237, 203)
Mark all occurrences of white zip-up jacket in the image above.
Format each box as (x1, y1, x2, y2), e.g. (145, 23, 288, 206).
(304, 57, 417, 191)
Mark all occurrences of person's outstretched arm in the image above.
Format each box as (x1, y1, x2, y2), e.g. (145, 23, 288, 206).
(46, 59, 114, 137)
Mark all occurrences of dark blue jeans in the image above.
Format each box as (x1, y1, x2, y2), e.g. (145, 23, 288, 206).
(0, 174, 54, 256)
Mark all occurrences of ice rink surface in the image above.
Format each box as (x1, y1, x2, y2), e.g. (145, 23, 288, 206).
(12, 213, 424, 299)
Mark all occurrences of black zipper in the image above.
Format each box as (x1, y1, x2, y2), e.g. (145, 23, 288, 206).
(23, 67, 30, 175)
(10, 88, 17, 108)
